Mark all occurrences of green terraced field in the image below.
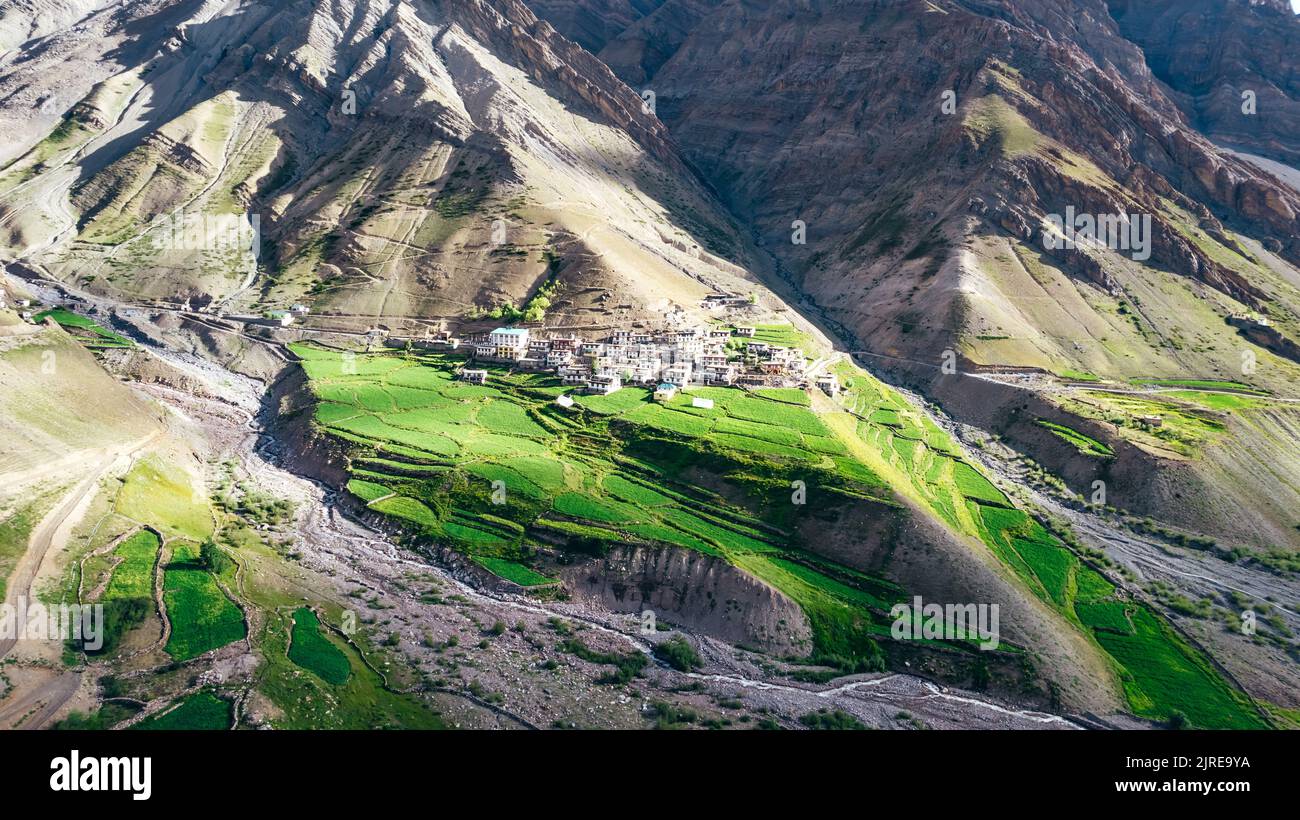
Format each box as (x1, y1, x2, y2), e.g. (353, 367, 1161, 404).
(1062, 391, 1229, 456)
(966, 499, 1263, 726)
(346, 478, 394, 502)
(1163, 391, 1261, 413)
(292, 344, 1265, 723)
(1091, 608, 1265, 729)
(291, 344, 908, 668)
(131, 691, 231, 730)
(93, 529, 162, 655)
(288, 607, 352, 685)
(33, 307, 133, 348)
(741, 323, 814, 353)
(103, 530, 160, 600)
(473, 557, 557, 586)
(162, 543, 246, 661)
(1037, 420, 1114, 457)
(1075, 600, 1132, 634)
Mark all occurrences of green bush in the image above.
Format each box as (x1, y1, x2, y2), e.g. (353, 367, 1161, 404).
(653, 636, 702, 672)
(798, 709, 867, 730)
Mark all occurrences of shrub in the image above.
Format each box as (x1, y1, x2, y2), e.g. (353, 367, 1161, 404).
(653, 636, 702, 672)
(560, 638, 647, 684)
(798, 709, 867, 730)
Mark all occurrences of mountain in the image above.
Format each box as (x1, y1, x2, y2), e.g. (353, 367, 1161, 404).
(1107, 0, 1300, 167)
(0, 0, 772, 334)
(0, 0, 1296, 730)
(523, 0, 1300, 550)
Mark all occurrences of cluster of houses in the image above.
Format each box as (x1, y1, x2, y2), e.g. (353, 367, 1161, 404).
(2, 295, 35, 322)
(701, 292, 756, 311)
(1228, 312, 1270, 329)
(262, 303, 311, 327)
(458, 325, 829, 397)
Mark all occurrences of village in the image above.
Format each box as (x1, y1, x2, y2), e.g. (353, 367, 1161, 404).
(3, 274, 845, 399)
(406, 323, 841, 400)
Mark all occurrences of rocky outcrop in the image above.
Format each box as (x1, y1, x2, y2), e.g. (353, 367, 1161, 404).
(1107, 0, 1300, 167)
(1231, 316, 1300, 365)
(522, 0, 665, 54)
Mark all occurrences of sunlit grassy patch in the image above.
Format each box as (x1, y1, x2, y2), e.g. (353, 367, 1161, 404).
(162, 543, 245, 661)
(132, 691, 231, 731)
(1037, 420, 1114, 457)
(288, 608, 351, 685)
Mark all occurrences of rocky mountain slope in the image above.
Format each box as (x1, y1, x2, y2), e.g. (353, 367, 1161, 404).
(0, 0, 1296, 728)
(526, 0, 1300, 549)
(0, 0, 770, 333)
(1108, 0, 1300, 167)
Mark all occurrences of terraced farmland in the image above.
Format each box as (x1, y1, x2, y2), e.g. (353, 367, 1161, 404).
(161, 542, 246, 661)
(131, 691, 231, 731)
(829, 361, 1266, 728)
(93, 529, 162, 655)
(32, 307, 134, 349)
(739, 322, 815, 353)
(293, 344, 1267, 724)
(1057, 390, 1231, 457)
(288, 608, 352, 685)
(1036, 420, 1114, 457)
(292, 343, 911, 669)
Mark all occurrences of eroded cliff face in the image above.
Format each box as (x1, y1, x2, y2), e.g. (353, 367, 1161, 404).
(1107, 0, 1300, 167)
(560, 544, 814, 656)
(517, 0, 667, 58)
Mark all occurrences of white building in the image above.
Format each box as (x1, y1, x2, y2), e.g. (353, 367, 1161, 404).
(663, 362, 693, 386)
(815, 373, 840, 396)
(702, 364, 736, 385)
(586, 374, 622, 394)
(461, 369, 488, 384)
(629, 362, 660, 384)
(488, 327, 530, 360)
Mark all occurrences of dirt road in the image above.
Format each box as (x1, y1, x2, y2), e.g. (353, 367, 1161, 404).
(0, 433, 159, 728)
